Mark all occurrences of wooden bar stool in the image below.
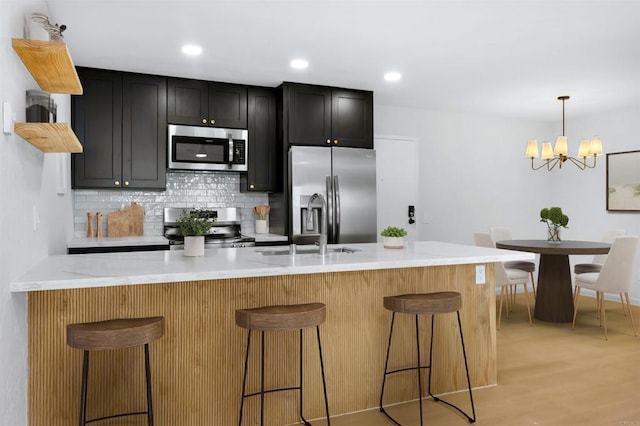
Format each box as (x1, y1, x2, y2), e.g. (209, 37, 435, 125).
(235, 303, 330, 426)
(379, 292, 476, 425)
(66, 316, 165, 426)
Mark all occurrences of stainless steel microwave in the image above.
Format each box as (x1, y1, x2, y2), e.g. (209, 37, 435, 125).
(168, 124, 248, 172)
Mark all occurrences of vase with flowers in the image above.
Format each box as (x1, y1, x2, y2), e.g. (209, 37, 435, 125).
(540, 207, 569, 244)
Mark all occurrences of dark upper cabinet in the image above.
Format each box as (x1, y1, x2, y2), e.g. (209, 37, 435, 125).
(72, 67, 167, 190)
(283, 82, 373, 149)
(168, 78, 247, 129)
(122, 73, 167, 189)
(72, 68, 123, 188)
(241, 87, 277, 192)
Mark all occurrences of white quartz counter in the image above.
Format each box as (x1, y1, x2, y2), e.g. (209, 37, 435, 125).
(12, 241, 534, 292)
(67, 236, 169, 249)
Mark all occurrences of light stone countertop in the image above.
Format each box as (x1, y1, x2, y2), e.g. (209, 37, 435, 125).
(248, 232, 289, 243)
(11, 241, 534, 292)
(67, 236, 170, 248)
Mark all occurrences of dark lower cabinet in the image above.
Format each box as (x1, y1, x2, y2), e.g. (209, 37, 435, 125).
(168, 78, 247, 128)
(72, 67, 167, 190)
(282, 82, 373, 149)
(241, 87, 277, 192)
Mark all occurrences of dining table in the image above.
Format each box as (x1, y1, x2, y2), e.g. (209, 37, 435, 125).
(495, 240, 611, 323)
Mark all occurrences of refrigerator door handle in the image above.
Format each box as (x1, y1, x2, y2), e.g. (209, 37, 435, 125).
(334, 175, 341, 243)
(326, 175, 334, 243)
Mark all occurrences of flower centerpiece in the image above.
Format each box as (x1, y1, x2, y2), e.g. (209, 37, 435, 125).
(539, 207, 569, 244)
(178, 209, 214, 256)
(381, 226, 408, 249)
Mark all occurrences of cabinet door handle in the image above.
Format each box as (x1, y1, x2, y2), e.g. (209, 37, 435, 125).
(210, 119, 216, 125)
(202, 119, 207, 124)
(333, 139, 339, 145)
(124, 181, 130, 186)
(326, 139, 331, 144)
(114, 180, 120, 186)
(249, 184, 255, 189)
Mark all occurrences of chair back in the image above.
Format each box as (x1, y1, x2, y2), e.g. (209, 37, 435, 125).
(596, 236, 640, 294)
(592, 229, 625, 264)
(473, 233, 508, 286)
(490, 227, 512, 247)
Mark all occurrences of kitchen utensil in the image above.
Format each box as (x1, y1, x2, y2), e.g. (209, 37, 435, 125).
(254, 205, 270, 220)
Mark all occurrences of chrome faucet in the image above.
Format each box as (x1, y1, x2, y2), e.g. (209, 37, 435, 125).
(307, 193, 327, 256)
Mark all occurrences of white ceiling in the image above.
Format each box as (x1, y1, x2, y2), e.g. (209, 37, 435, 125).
(46, 0, 640, 122)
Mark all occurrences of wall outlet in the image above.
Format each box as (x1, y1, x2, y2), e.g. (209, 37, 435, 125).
(475, 264, 486, 284)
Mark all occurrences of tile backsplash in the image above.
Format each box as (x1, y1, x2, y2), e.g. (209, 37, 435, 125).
(73, 171, 268, 238)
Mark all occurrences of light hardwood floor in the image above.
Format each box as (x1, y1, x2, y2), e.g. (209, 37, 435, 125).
(311, 295, 640, 426)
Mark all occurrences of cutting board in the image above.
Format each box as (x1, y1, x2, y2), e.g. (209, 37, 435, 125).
(107, 202, 144, 237)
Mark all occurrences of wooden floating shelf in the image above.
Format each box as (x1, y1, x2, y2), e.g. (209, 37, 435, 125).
(12, 38, 83, 95)
(14, 122, 83, 153)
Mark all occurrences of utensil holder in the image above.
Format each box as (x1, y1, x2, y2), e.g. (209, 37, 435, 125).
(255, 219, 268, 234)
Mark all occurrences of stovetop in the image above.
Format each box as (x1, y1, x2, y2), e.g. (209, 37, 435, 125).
(163, 207, 255, 248)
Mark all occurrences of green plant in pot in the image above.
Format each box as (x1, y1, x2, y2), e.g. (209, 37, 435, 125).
(540, 207, 569, 244)
(381, 226, 407, 249)
(178, 209, 214, 256)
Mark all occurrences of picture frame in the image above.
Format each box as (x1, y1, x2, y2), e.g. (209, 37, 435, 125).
(606, 150, 640, 212)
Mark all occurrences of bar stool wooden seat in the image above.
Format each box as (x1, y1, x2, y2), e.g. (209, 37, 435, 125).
(66, 316, 165, 426)
(380, 292, 476, 425)
(235, 303, 330, 426)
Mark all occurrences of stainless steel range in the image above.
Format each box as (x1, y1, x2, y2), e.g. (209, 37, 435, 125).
(163, 207, 255, 249)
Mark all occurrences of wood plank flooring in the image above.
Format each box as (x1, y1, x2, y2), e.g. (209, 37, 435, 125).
(315, 295, 640, 426)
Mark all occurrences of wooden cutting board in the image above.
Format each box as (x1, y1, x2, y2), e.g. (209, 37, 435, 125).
(107, 202, 144, 237)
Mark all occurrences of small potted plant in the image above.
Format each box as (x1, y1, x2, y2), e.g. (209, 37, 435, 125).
(540, 207, 569, 244)
(178, 209, 214, 256)
(381, 226, 408, 249)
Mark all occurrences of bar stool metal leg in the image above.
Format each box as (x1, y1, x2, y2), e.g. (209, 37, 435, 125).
(80, 350, 89, 426)
(316, 325, 331, 426)
(299, 329, 311, 426)
(415, 315, 424, 425)
(238, 330, 251, 426)
(144, 343, 154, 426)
(426, 312, 476, 423)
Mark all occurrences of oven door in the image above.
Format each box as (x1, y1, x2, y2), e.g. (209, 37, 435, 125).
(168, 125, 248, 171)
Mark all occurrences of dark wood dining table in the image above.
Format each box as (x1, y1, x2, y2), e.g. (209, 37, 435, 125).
(495, 240, 611, 323)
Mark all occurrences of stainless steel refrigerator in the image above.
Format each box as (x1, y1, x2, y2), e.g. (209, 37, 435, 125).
(289, 146, 377, 244)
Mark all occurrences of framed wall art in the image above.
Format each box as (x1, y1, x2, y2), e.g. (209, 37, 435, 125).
(606, 150, 640, 211)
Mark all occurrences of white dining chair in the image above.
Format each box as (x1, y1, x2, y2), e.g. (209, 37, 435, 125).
(574, 229, 625, 274)
(572, 236, 639, 340)
(474, 233, 533, 329)
(574, 229, 626, 313)
(490, 227, 537, 296)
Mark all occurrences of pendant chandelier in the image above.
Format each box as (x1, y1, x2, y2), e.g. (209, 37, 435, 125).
(526, 96, 602, 171)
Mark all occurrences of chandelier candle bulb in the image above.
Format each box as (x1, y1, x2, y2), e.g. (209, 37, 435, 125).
(578, 140, 591, 158)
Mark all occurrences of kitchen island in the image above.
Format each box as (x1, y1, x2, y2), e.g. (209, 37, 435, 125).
(13, 241, 532, 425)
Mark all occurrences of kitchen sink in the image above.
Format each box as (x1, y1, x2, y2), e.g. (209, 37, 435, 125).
(257, 246, 359, 256)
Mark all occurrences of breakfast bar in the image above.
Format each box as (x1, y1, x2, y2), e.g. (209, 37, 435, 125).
(12, 242, 533, 425)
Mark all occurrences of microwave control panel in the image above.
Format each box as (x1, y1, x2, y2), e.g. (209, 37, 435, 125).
(232, 141, 246, 164)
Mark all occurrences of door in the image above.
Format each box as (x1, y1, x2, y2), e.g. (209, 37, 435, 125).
(242, 87, 276, 192)
(122, 73, 167, 189)
(208, 83, 247, 128)
(167, 78, 208, 125)
(72, 67, 123, 189)
(332, 147, 377, 243)
(331, 89, 373, 149)
(285, 83, 332, 146)
(290, 146, 331, 243)
(375, 136, 419, 243)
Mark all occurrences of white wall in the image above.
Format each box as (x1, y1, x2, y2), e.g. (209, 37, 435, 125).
(0, 2, 73, 424)
(374, 103, 640, 302)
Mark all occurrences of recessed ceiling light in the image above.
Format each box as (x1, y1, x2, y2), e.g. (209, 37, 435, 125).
(290, 59, 309, 70)
(182, 45, 202, 56)
(384, 72, 402, 82)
